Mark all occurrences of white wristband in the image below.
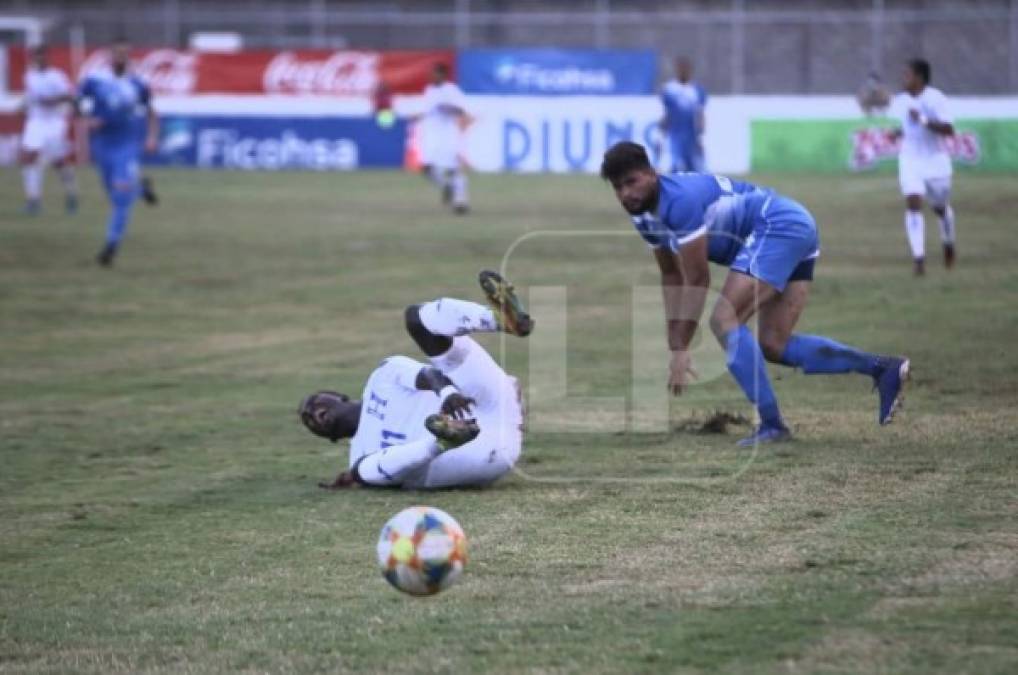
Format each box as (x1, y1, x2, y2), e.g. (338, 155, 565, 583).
(438, 385, 459, 400)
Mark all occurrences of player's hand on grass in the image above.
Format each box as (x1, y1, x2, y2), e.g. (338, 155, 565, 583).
(440, 392, 475, 419)
(668, 350, 698, 396)
(318, 471, 356, 490)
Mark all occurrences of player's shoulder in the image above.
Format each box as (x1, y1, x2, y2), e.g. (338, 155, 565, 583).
(78, 73, 100, 92)
(441, 81, 465, 97)
(80, 69, 111, 88)
(923, 86, 948, 102)
(657, 174, 702, 225)
(373, 355, 424, 379)
(130, 74, 152, 94)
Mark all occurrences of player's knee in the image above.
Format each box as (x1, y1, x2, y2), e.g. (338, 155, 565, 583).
(111, 186, 135, 207)
(470, 452, 514, 487)
(404, 304, 423, 332)
(709, 306, 737, 342)
(758, 332, 788, 363)
(405, 303, 452, 357)
(906, 195, 923, 211)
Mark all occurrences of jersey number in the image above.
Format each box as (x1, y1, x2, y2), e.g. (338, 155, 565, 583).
(380, 429, 407, 450)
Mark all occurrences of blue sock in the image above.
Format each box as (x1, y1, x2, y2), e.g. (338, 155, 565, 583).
(105, 192, 133, 246)
(725, 326, 783, 428)
(780, 334, 881, 376)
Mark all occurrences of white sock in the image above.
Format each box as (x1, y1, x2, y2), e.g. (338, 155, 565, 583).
(904, 210, 925, 260)
(59, 165, 78, 197)
(419, 297, 497, 337)
(22, 163, 43, 201)
(357, 437, 440, 485)
(452, 170, 469, 206)
(937, 205, 956, 245)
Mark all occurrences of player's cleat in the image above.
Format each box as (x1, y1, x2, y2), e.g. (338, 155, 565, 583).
(23, 199, 40, 216)
(736, 423, 792, 447)
(943, 243, 955, 269)
(65, 194, 78, 215)
(141, 176, 159, 206)
(874, 357, 910, 425)
(96, 243, 118, 268)
(478, 269, 534, 337)
(426, 414, 480, 451)
(913, 258, 925, 277)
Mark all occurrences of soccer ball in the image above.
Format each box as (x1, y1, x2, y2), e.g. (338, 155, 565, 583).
(376, 506, 467, 596)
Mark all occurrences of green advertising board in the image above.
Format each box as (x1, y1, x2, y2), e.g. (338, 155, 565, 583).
(751, 119, 1018, 172)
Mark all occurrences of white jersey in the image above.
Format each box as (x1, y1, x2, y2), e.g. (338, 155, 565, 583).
(420, 81, 467, 169)
(889, 86, 953, 178)
(349, 356, 441, 469)
(24, 66, 72, 122)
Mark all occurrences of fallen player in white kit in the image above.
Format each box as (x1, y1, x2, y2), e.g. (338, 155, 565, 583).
(299, 270, 532, 489)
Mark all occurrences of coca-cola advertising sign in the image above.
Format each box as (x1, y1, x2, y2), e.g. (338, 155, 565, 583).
(262, 51, 379, 95)
(850, 127, 981, 170)
(7, 47, 452, 96)
(77, 49, 198, 95)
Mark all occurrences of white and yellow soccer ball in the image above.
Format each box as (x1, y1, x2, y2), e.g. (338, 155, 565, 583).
(376, 506, 467, 596)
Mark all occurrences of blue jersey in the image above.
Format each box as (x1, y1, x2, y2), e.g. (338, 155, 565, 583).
(79, 73, 151, 155)
(661, 79, 707, 142)
(631, 173, 772, 266)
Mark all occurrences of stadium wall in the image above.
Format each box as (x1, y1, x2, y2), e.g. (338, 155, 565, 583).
(3, 95, 1018, 173)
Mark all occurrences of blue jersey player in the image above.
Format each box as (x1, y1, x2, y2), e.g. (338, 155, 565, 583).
(659, 58, 706, 173)
(601, 142, 910, 445)
(77, 43, 159, 267)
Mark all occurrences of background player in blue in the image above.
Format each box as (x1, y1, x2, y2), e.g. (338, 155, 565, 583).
(659, 57, 706, 173)
(77, 42, 159, 267)
(601, 142, 910, 445)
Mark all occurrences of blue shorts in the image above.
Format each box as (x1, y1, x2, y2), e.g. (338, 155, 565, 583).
(730, 196, 820, 292)
(668, 135, 705, 173)
(93, 144, 140, 199)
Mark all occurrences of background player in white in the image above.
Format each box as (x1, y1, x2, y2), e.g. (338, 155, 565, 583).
(889, 59, 957, 276)
(298, 271, 532, 489)
(19, 45, 78, 215)
(418, 62, 471, 214)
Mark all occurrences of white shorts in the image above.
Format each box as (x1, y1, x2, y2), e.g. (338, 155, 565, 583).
(403, 336, 524, 489)
(899, 157, 952, 206)
(420, 128, 462, 170)
(21, 117, 70, 160)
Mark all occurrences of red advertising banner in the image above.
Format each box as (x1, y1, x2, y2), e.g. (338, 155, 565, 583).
(8, 47, 454, 97)
(0, 113, 22, 166)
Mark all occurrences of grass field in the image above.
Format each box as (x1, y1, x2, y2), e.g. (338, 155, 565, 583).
(1, 167, 1017, 674)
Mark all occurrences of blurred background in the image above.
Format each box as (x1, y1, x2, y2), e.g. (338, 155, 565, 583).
(1, 0, 1016, 175)
(4, 0, 1017, 92)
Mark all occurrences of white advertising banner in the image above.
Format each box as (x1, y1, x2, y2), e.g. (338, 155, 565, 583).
(453, 95, 848, 175)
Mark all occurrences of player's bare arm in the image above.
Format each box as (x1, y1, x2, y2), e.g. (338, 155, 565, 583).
(414, 366, 475, 419)
(906, 108, 953, 136)
(655, 238, 708, 395)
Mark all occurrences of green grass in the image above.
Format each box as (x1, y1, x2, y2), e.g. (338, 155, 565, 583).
(1, 167, 1016, 674)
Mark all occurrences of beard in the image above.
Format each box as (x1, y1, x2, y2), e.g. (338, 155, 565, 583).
(621, 189, 657, 216)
